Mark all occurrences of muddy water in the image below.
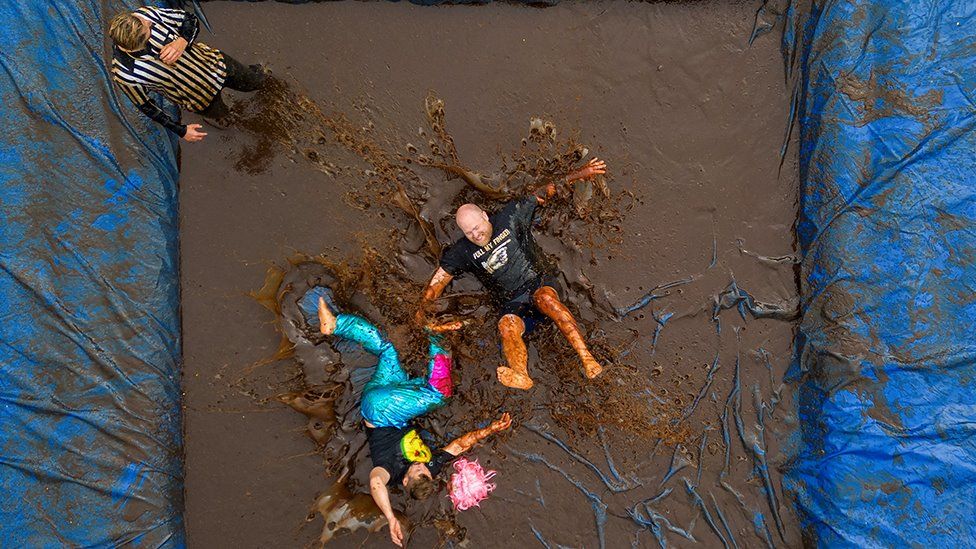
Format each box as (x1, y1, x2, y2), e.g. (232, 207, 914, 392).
(179, 1, 800, 547)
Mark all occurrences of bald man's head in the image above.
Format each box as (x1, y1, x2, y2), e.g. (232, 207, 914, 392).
(456, 203, 492, 247)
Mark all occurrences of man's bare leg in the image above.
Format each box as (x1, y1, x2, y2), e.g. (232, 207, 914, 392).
(496, 314, 534, 390)
(533, 286, 603, 379)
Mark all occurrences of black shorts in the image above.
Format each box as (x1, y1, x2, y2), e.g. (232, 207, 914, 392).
(498, 276, 561, 334)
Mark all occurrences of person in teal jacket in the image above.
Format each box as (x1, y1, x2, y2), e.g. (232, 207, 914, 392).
(316, 298, 511, 547)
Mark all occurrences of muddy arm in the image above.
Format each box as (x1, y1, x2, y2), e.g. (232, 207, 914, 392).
(369, 467, 405, 547)
(416, 268, 453, 325)
(443, 413, 512, 456)
(539, 158, 608, 203)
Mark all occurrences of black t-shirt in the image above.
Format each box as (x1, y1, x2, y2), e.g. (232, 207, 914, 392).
(440, 197, 544, 302)
(366, 425, 453, 486)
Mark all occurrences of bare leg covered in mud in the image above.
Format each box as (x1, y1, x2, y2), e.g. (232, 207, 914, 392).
(533, 286, 603, 379)
(496, 288, 602, 390)
(497, 314, 533, 390)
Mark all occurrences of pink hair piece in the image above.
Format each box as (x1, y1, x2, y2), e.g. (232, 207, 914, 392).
(448, 457, 497, 511)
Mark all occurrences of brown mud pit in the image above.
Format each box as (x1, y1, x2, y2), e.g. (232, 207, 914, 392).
(180, 1, 800, 547)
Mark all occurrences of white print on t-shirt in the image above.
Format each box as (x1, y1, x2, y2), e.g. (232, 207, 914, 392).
(472, 229, 512, 260)
(482, 245, 509, 273)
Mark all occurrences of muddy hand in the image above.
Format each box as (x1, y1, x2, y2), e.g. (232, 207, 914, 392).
(489, 412, 513, 433)
(582, 357, 603, 380)
(570, 157, 607, 181)
(318, 297, 337, 335)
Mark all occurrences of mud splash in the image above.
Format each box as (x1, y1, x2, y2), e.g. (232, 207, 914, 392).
(309, 473, 410, 546)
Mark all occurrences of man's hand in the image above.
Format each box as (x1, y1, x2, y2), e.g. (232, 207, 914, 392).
(183, 124, 207, 142)
(444, 412, 514, 456)
(488, 412, 513, 434)
(159, 37, 188, 65)
(417, 268, 454, 327)
(568, 157, 607, 182)
(388, 517, 405, 547)
(537, 158, 607, 202)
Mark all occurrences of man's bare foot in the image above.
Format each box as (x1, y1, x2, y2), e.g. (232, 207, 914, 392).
(318, 297, 337, 335)
(497, 366, 534, 390)
(582, 357, 603, 379)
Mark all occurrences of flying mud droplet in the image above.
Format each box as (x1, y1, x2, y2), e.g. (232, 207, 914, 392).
(529, 117, 557, 140)
(573, 179, 594, 217)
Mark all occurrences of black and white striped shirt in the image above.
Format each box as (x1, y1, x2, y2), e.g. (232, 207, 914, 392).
(111, 7, 227, 137)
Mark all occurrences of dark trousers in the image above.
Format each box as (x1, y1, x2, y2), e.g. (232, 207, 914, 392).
(199, 53, 266, 120)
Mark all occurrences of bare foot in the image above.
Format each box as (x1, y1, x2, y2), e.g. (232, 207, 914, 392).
(497, 366, 534, 390)
(582, 357, 603, 379)
(318, 297, 336, 335)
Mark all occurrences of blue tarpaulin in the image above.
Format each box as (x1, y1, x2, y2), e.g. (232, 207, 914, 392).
(0, 0, 184, 546)
(784, 0, 976, 546)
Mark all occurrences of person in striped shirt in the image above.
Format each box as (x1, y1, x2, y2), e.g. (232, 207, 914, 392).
(109, 6, 267, 142)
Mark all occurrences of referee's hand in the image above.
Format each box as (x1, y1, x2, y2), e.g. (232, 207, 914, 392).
(160, 38, 188, 65)
(183, 124, 207, 142)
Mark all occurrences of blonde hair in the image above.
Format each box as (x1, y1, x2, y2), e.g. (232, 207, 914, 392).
(109, 12, 147, 51)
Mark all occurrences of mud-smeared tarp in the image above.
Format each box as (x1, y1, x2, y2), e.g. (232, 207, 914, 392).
(784, 0, 976, 545)
(0, 1, 184, 546)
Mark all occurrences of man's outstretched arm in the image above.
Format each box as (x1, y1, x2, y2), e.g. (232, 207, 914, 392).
(115, 79, 207, 142)
(423, 268, 454, 302)
(368, 467, 405, 547)
(416, 267, 454, 325)
(443, 412, 513, 457)
(538, 157, 607, 204)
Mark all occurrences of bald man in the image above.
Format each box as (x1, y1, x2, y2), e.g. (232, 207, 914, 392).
(419, 158, 607, 390)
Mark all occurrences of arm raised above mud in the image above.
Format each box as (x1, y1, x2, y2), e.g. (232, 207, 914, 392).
(416, 268, 453, 326)
(443, 412, 512, 457)
(539, 157, 608, 203)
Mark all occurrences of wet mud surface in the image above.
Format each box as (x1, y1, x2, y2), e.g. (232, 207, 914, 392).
(179, 1, 800, 547)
